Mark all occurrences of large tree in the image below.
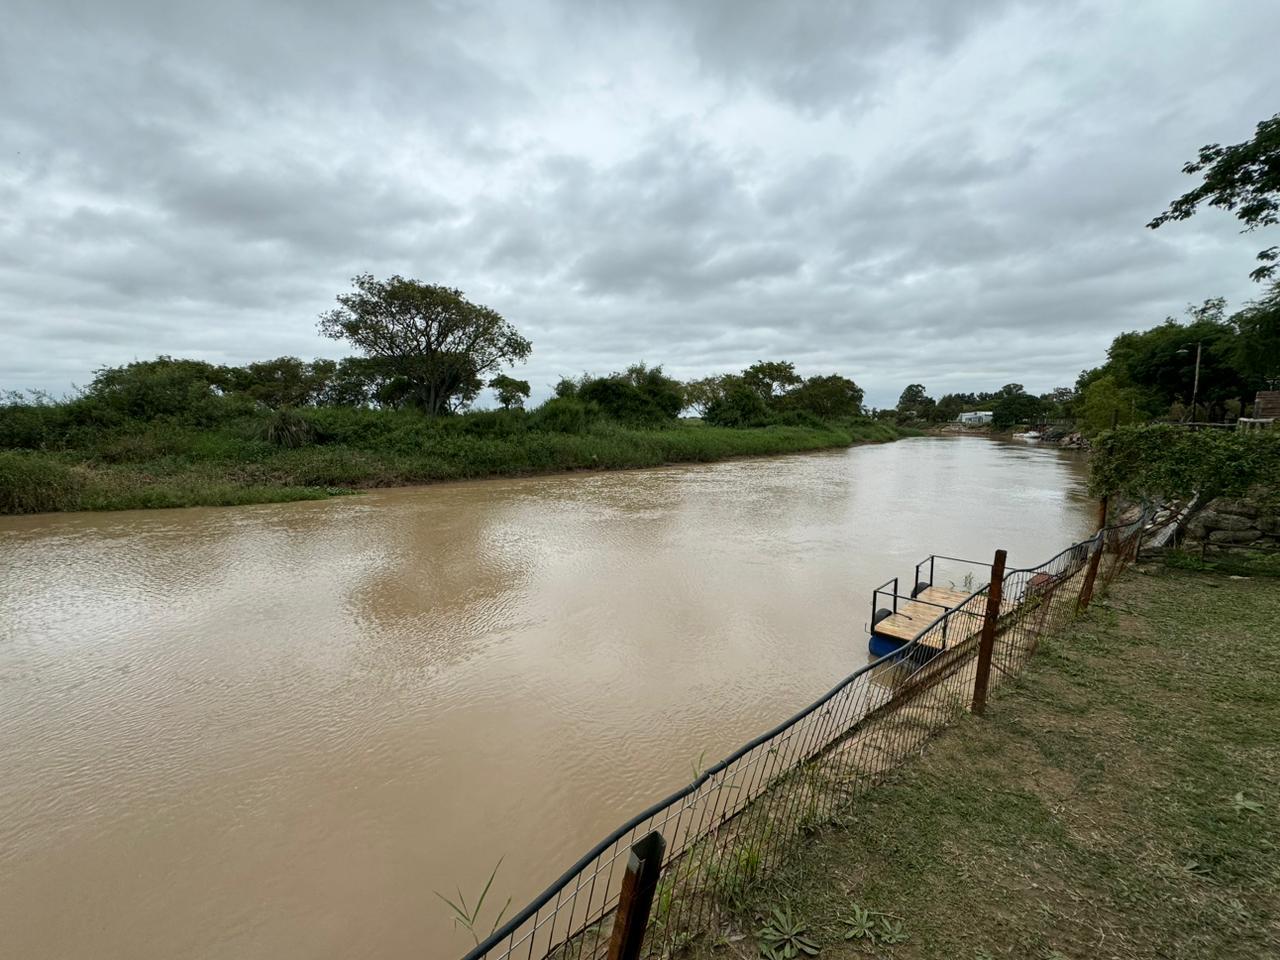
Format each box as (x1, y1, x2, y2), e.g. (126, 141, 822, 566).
(489, 374, 531, 410)
(896, 383, 935, 420)
(785, 374, 864, 419)
(318, 275, 531, 416)
(1149, 113, 1280, 282)
(741, 361, 802, 404)
(682, 375, 729, 417)
(990, 385, 1044, 430)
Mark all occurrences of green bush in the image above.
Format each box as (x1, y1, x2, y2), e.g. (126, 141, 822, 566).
(83, 356, 234, 422)
(769, 408, 827, 429)
(529, 396, 597, 434)
(302, 406, 438, 453)
(0, 401, 71, 449)
(271, 447, 393, 487)
(1091, 424, 1280, 501)
(460, 409, 528, 437)
(258, 408, 315, 448)
(0, 451, 84, 513)
(577, 365, 684, 425)
(705, 385, 770, 427)
(88, 425, 191, 463)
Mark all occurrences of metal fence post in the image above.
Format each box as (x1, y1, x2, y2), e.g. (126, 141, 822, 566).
(607, 831, 666, 960)
(970, 548, 1007, 716)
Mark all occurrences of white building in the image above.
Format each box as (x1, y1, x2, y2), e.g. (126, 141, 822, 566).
(957, 411, 994, 425)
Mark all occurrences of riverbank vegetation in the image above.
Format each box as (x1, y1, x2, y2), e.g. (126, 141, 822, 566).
(688, 565, 1280, 959)
(1090, 424, 1280, 502)
(0, 277, 923, 514)
(0, 411, 903, 515)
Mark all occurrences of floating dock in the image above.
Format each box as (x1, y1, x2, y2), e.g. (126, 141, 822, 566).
(868, 557, 991, 658)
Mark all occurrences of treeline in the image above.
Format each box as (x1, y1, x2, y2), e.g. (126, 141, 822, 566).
(0, 353, 906, 515)
(1073, 291, 1279, 431)
(2, 270, 877, 446)
(0, 355, 872, 451)
(877, 285, 1279, 435)
(0, 274, 916, 514)
(879, 382, 1063, 431)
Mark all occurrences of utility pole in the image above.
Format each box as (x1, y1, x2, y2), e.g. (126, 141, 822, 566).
(1191, 341, 1202, 422)
(1179, 341, 1204, 422)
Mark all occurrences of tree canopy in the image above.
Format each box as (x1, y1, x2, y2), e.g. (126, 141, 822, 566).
(896, 383, 935, 420)
(1149, 112, 1280, 283)
(990, 385, 1044, 430)
(689, 362, 866, 426)
(742, 361, 802, 402)
(575, 364, 684, 424)
(489, 374, 531, 410)
(1072, 297, 1275, 429)
(1231, 284, 1280, 385)
(783, 374, 864, 419)
(318, 275, 530, 416)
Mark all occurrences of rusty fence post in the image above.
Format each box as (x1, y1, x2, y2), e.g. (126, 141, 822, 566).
(607, 831, 666, 960)
(1077, 497, 1109, 613)
(970, 548, 1007, 717)
(1077, 537, 1104, 613)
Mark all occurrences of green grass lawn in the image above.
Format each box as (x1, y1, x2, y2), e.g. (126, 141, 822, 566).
(700, 564, 1280, 959)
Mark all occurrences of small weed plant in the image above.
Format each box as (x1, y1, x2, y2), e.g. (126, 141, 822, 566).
(757, 904, 820, 958)
(434, 859, 512, 946)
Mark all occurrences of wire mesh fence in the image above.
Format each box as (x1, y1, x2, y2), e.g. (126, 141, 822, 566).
(460, 511, 1148, 960)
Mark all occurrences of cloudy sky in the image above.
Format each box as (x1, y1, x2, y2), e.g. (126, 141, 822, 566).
(2, 0, 1277, 408)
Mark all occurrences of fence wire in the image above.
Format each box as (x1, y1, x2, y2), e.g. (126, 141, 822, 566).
(460, 512, 1148, 960)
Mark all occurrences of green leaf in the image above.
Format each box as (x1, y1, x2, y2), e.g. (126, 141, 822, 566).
(1231, 791, 1264, 814)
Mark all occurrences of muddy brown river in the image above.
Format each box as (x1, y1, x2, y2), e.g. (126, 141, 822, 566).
(0, 437, 1095, 959)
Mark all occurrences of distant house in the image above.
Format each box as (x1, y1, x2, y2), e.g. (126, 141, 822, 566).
(957, 411, 993, 425)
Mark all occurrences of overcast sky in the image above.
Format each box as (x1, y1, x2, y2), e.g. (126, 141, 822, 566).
(2, 0, 1277, 408)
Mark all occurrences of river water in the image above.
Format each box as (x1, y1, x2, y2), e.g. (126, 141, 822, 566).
(0, 437, 1094, 959)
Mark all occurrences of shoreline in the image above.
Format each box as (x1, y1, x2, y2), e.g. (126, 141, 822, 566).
(1, 422, 919, 517)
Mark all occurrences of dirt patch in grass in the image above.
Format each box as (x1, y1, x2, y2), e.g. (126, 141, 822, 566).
(690, 567, 1280, 959)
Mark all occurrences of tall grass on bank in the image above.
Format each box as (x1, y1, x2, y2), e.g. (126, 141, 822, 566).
(0, 404, 915, 515)
(0, 451, 84, 514)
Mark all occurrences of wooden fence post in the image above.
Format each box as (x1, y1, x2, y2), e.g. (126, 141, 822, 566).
(1078, 497, 1109, 613)
(607, 831, 666, 960)
(1077, 538, 1104, 613)
(970, 548, 1007, 717)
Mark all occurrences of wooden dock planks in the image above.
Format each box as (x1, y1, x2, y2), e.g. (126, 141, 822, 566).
(873, 585, 986, 646)
(916, 585, 972, 608)
(873, 598, 951, 641)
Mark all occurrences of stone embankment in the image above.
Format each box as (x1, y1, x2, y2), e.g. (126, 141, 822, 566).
(1183, 491, 1280, 549)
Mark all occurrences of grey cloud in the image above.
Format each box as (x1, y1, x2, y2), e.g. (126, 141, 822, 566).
(652, 0, 1020, 112)
(2, 0, 1279, 410)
